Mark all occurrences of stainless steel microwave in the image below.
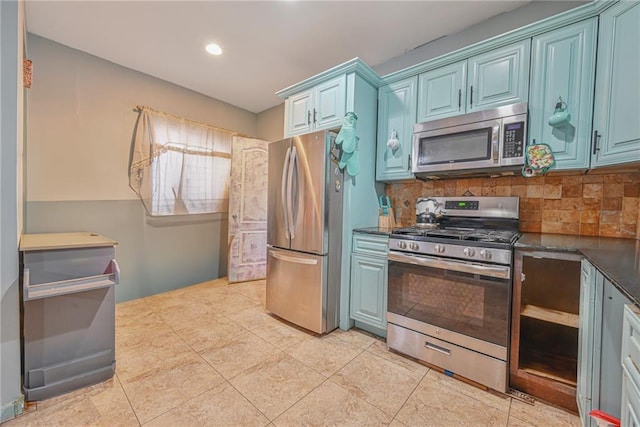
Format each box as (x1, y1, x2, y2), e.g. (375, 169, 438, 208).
(412, 102, 527, 177)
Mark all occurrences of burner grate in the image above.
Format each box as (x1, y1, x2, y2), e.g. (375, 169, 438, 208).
(392, 226, 519, 245)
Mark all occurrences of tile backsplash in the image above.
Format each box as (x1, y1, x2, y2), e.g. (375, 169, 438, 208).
(386, 172, 640, 239)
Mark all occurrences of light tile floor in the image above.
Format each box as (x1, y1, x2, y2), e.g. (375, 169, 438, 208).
(3, 278, 582, 426)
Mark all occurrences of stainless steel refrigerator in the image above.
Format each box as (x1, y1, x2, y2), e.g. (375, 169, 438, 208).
(266, 130, 343, 334)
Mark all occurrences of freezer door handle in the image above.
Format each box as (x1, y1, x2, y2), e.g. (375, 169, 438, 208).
(270, 251, 318, 265)
(281, 146, 292, 238)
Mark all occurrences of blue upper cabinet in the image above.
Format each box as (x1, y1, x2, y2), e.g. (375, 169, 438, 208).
(283, 75, 346, 137)
(529, 18, 597, 171)
(286, 89, 313, 136)
(417, 62, 466, 122)
(468, 40, 531, 112)
(592, 1, 640, 168)
(314, 76, 347, 130)
(376, 76, 417, 182)
(416, 40, 530, 123)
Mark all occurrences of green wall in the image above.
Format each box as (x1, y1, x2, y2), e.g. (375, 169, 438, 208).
(26, 201, 228, 303)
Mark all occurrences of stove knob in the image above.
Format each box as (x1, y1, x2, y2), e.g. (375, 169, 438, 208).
(409, 242, 419, 251)
(397, 241, 407, 249)
(434, 244, 445, 253)
(463, 247, 476, 257)
(479, 249, 491, 260)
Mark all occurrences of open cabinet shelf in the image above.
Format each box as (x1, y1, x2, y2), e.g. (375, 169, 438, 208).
(510, 250, 582, 412)
(520, 304, 579, 328)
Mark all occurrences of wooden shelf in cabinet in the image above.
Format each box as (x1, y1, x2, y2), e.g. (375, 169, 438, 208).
(520, 304, 579, 329)
(522, 368, 577, 388)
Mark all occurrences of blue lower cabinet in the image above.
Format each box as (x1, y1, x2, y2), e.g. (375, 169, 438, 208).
(350, 233, 388, 336)
(622, 305, 640, 427)
(578, 259, 631, 425)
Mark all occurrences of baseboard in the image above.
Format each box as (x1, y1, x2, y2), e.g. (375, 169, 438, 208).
(0, 395, 24, 423)
(354, 320, 386, 339)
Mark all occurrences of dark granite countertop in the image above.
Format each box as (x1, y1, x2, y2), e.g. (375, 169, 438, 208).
(516, 233, 640, 307)
(353, 227, 393, 236)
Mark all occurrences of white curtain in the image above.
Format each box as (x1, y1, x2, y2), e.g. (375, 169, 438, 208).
(129, 107, 233, 216)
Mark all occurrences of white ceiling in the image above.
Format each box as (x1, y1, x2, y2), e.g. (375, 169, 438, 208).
(26, 1, 534, 114)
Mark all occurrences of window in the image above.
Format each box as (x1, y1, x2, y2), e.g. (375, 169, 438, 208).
(129, 107, 233, 216)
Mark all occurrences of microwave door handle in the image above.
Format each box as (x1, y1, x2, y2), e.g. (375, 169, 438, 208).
(281, 146, 291, 238)
(493, 125, 500, 163)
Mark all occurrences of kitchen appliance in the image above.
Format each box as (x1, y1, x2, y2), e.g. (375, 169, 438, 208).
(266, 130, 343, 334)
(415, 197, 441, 228)
(412, 103, 527, 178)
(386, 196, 520, 392)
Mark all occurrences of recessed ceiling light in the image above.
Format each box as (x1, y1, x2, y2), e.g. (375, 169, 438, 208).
(205, 43, 222, 56)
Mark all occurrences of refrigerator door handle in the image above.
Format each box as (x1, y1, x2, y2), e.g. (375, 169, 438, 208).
(286, 146, 297, 239)
(291, 147, 300, 238)
(270, 251, 318, 265)
(281, 146, 291, 238)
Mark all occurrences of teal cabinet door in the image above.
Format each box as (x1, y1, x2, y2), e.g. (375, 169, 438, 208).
(350, 252, 387, 331)
(592, 1, 640, 168)
(577, 260, 598, 425)
(376, 77, 417, 182)
(529, 19, 597, 170)
(417, 61, 466, 122)
(285, 89, 313, 137)
(468, 40, 531, 112)
(621, 305, 640, 427)
(284, 75, 346, 137)
(315, 75, 346, 131)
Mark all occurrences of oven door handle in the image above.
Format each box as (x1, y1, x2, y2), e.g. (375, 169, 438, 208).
(388, 251, 511, 279)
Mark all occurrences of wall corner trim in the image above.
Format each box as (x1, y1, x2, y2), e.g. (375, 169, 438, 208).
(0, 395, 25, 423)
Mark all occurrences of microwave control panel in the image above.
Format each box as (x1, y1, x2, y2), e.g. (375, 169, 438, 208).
(502, 122, 525, 159)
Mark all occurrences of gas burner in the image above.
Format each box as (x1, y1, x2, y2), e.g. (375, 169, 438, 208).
(390, 197, 520, 263)
(392, 227, 519, 246)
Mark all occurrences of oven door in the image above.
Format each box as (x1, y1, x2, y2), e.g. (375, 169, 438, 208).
(387, 250, 511, 360)
(412, 119, 500, 173)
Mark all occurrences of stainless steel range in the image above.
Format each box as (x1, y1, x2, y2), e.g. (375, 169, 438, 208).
(386, 196, 519, 392)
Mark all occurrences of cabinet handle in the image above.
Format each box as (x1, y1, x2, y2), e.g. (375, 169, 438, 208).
(408, 154, 412, 171)
(592, 130, 601, 155)
(470, 86, 474, 107)
(307, 110, 311, 125)
(313, 108, 317, 124)
(458, 89, 462, 110)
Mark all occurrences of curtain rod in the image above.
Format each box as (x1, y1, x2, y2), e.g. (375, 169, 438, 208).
(134, 105, 250, 138)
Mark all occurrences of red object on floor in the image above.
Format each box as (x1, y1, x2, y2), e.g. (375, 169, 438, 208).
(588, 409, 621, 427)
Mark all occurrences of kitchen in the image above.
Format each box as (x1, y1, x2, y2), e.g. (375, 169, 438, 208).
(1, 0, 639, 426)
